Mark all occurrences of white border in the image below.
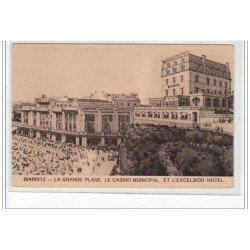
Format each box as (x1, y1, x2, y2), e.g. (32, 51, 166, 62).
(5, 41, 246, 208)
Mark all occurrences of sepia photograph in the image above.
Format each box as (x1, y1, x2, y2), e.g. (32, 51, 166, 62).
(11, 43, 234, 188)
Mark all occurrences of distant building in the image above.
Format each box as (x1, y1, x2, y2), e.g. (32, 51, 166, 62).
(134, 52, 234, 128)
(16, 94, 136, 146)
(90, 91, 141, 109)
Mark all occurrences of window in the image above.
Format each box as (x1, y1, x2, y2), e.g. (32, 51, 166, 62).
(40, 113, 49, 128)
(180, 88, 184, 95)
(173, 67, 177, 73)
(165, 79, 168, 85)
(166, 63, 170, 68)
(154, 112, 160, 118)
(213, 79, 217, 86)
(147, 112, 153, 118)
(23, 112, 29, 124)
(56, 113, 62, 130)
(222, 99, 227, 107)
(173, 89, 176, 96)
(165, 90, 168, 96)
(219, 81, 222, 87)
(206, 78, 210, 84)
(135, 111, 140, 117)
(214, 90, 217, 95)
(173, 61, 177, 65)
(171, 112, 178, 120)
(192, 98, 200, 107)
(180, 113, 188, 120)
(180, 75, 184, 82)
(195, 75, 199, 83)
(179, 97, 189, 106)
(33, 112, 36, 126)
(225, 82, 228, 88)
(65, 113, 76, 132)
(181, 65, 185, 70)
(121, 103, 123, 106)
(205, 98, 211, 107)
(181, 58, 185, 63)
(128, 103, 130, 106)
(102, 115, 113, 133)
(219, 91, 222, 95)
(85, 114, 95, 133)
(225, 90, 227, 95)
(213, 98, 220, 107)
(162, 112, 169, 119)
(118, 115, 130, 133)
(172, 77, 175, 84)
(194, 87, 199, 93)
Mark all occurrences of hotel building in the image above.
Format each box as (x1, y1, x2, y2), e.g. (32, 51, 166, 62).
(16, 95, 136, 146)
(134, 51, 234, 128)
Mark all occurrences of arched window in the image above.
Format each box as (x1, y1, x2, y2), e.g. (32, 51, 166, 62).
(205, 98, 211, 107)
(154, 112, 160, 118)
(228, 99, 233, 109)
(213, 98, 220, 107)
(147, 112, 153, 118)
(162, 112, 169, 119)
(171, 112, 178, 120)
(141, 112, 146, 117)
(192, 97, 200, 107)
(180, 112, 188, 120)
(222, 99, 227, 107)
(135, 111, 141, 117)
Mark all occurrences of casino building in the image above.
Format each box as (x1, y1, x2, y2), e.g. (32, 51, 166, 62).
(17, 95, 136, 146)
(134, 51, 234, 128)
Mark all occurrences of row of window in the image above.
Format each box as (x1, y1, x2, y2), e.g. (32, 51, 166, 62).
(165, 75, 184, 85)
(164, 58, 185, 68)
(165, 87, 229, 96)
(164, 75, 229, 88)
(195, 75, 228, 88)
(26, 113, 130, 134)
(165, 88, 184, 96)
(164, 65, 186, 75)
(151, 100, 178, 107)
(135, 111, 189, 120)
(193, 88, 228, 95)
(119, 102, 136, 107)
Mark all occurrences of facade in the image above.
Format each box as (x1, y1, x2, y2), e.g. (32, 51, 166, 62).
(106, 93, 141, 109)
(134, 52, 234, 128)
(17, 95, 135, 146)
(90, 91, 141, 109)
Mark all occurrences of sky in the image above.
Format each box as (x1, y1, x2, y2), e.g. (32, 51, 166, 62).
(12, 43, 234, 104)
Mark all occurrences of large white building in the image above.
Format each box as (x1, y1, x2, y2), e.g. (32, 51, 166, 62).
(17, 95, 135, 146)
(134, 52, 234, 129)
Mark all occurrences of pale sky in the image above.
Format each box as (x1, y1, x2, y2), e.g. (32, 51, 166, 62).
(12, 43, 234, 104)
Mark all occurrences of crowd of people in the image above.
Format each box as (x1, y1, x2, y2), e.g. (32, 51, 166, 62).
(12, 134, 118, 176)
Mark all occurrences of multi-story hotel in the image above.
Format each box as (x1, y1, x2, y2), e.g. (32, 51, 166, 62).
(16, 94, 137, 146)
(134, 51, 234, 128)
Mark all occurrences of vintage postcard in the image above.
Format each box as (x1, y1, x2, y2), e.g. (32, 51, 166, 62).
(11, 43, 235, 189)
